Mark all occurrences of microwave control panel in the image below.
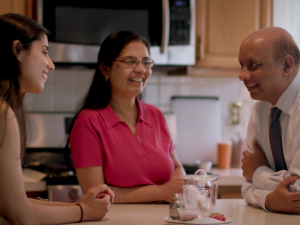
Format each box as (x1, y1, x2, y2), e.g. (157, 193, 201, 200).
(169, 0, 191, 45)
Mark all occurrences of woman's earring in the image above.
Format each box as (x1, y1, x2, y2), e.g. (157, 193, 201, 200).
(105, 77, 108, 81)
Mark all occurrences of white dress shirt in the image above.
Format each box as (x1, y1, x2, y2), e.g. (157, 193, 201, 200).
(242, 73, 300, 211)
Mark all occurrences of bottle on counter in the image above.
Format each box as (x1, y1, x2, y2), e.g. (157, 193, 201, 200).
(169, 193, 184, 220)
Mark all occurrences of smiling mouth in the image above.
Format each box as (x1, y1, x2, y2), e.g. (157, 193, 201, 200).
(42, 73, 48, 82)
(129, 78, 143, 82)
(246, 84, 257, 88)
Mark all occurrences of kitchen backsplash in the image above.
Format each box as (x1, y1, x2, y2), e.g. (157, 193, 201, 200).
(24, 66, 255, 142)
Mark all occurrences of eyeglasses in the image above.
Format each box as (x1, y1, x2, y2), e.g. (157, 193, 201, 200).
(113, 58, 154, 68)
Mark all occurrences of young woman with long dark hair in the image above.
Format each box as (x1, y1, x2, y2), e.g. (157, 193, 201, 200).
(0, 13, 113, 224)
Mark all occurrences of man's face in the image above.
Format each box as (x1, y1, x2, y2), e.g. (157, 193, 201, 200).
(238, 37, 285, 105)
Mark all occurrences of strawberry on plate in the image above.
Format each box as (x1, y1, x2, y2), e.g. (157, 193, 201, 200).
(209, 212, 226, 221)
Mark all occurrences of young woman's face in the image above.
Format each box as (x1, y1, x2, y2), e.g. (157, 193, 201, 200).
(18, 33, 55, 93)
(107, 40, 152, 99)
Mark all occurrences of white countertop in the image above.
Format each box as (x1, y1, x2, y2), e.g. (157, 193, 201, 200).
(63, 199, 300, 225)
(23, 168, 47, 192)
(22, 167, 244, 192)
(2, 199, 299, 225)
(210, 168, 244, 186)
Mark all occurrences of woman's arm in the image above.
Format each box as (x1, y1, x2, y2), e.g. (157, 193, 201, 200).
(76, 152, 185, 203)
(170, 151, 186, 178)
(28, 198, 74, 206)
(0, 106, 111, 224)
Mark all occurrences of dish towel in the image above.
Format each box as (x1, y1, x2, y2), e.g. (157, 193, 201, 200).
(269, 107, 287, 171)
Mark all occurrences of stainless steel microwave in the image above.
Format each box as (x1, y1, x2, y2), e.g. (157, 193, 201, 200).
(37, 0, 195, 65)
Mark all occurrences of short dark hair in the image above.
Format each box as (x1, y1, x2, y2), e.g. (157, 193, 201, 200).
(0, 13, 50, 158)
(65, 31, 150, 166)
(273, 35, 300, 65)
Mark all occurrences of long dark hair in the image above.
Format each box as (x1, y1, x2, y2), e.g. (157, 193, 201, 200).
(65, 31, 150, 166)
(0, 13, 50, 159)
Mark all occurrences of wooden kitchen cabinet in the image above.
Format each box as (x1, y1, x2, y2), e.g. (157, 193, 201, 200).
(189, 0, 273, 76)
(218, 186, 243, 199)
(0, 0, 34, 18)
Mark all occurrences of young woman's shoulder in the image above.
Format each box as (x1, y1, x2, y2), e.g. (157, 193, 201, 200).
(0, 100, 18, 145)
(0, 100, 16, 121)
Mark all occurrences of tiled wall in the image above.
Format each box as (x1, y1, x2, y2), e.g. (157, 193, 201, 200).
(24, 66, 255, 142)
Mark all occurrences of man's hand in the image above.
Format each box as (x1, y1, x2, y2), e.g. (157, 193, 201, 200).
(266, 176, 300, 213)
(241, 140, 269, 181)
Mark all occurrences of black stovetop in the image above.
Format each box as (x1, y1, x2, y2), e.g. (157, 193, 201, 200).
(24, 148, 79, 185)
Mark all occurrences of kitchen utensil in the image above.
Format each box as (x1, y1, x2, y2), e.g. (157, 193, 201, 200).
(198, 161, 213, 172)
(217, 142, 232, 169)
(231, 134, 246, 168)
(169, 194, 184, 220)
(164, 216, 234, 224)
(177, 208, 199, 221)
(183, 169, 218, 217)
(171, 96, 221, 165)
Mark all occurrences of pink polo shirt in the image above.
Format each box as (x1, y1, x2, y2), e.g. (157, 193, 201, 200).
(70, 99, 175, 187)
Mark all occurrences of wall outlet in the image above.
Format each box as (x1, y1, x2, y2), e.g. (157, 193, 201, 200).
(228, 102, 242, 125)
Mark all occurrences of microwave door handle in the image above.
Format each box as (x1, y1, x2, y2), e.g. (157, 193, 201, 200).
(161, 0, 170, 54)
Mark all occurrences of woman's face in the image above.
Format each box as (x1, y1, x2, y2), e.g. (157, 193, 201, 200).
(17, 33, 55, 93)
(107, 40, 152, 99)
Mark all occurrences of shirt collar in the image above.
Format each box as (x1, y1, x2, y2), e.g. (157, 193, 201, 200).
(98, 105, 122, 130)
(136, 98, 152, 128)
(99, 98, 152, 129)
(274, 72, 300, 115)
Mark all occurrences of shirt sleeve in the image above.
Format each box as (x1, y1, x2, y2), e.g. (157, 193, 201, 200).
(70, 112, 104, 168)
(252, 100, 300, 193)
(241, 103, 271, 210)
(242, 102, 300, 211)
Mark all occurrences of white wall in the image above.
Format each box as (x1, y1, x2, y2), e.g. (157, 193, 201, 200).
(273, 0, 300, 47)
(24, 67, 255, 143)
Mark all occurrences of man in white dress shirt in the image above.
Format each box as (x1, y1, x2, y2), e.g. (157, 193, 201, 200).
(239, 27, 300, 213)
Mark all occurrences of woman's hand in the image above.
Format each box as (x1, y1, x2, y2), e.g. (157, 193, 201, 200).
(77, 185, 114, 221)
(160, 179, 183, 202)
(96, 184, 115, 203)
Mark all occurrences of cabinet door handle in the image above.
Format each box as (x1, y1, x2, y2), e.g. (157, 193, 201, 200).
(196, 36, 201, 62)
(161, 0, 170, 54)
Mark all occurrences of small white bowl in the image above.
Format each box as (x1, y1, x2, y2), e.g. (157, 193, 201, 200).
(198, 161, 213, 172)
(177, 208, 199, 221)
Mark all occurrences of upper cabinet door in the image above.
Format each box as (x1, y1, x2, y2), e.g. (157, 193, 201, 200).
(194, 0, 273, 72)
(0, 0, 33, 18)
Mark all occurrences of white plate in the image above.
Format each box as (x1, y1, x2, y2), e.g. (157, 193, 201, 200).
(164, 216, 233, 224)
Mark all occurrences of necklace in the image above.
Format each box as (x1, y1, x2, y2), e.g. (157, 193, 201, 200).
(135, 133, 141, 144)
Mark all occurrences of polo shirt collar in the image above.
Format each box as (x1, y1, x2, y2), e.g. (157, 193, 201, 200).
(98, 105, 121, 130)
(136, 98, 152, 127)
(274, 72, 300, 115)
(99, 98, 152, 129)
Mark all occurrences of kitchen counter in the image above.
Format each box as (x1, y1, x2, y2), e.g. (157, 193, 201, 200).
(23, 168, 47, 192)
(209, 168, 244, 199)
(22, 168, 244, 195)
(210, 168, 244, 186)
(64, 199, 300, 225)
(2, 199, 299, 225)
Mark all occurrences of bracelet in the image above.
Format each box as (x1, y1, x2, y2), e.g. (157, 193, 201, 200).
(76, 204, 83, 222)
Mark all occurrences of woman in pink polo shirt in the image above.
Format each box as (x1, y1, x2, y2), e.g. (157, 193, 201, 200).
(67, 31, 186, 203)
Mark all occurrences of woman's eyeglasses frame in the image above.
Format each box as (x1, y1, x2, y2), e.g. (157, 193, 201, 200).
(113, 58, 154, 68)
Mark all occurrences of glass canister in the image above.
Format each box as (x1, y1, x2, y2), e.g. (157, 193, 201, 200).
(182, 169, 218, 217)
